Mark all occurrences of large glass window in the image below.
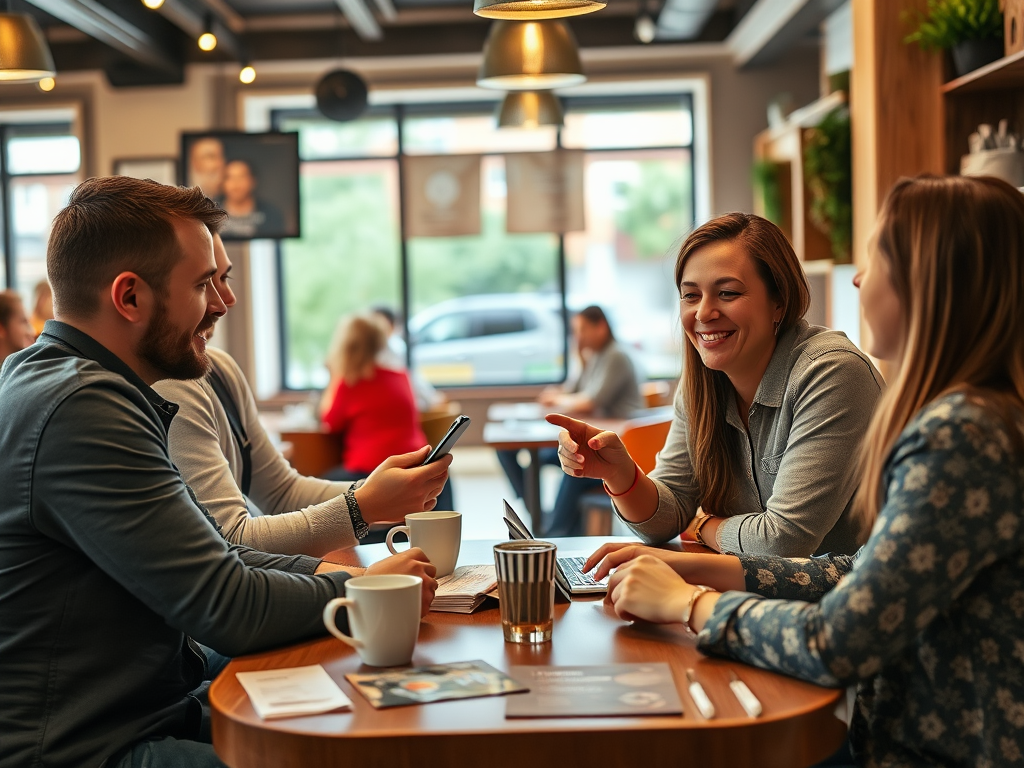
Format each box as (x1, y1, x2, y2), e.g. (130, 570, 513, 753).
(0, 122, 82, 304)
(272, 95, 694, 390)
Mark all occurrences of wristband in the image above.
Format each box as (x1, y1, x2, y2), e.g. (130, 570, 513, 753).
(603, 462, 640, 498)
(346, 480, 370, 540)
(682, 585, 714, 633)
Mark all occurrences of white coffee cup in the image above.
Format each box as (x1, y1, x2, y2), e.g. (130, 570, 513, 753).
(322, 574, 422, 667)
(385, 511, 462, 577)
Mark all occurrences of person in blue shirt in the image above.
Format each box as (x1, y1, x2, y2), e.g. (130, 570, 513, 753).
(586, 174, 1024, 767)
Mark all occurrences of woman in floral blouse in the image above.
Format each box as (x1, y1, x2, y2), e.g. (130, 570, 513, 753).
(584, 175, 1024, 767)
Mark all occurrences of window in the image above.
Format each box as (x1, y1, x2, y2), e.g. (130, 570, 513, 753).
(0, 122, 82, 300)
(271, 94, 695, 390)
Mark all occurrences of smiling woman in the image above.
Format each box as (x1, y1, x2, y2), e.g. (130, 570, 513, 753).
(548, 213, 884, 557)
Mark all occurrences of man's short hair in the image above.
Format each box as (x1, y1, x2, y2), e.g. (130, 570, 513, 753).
(0, 290, 23, 327)
(47, 177, 226, 318)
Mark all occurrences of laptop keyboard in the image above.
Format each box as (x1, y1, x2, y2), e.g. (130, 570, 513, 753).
(559, 556, 606, 588)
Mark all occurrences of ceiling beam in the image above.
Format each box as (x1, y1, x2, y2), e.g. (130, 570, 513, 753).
(727, 0, 845, 67)
(25, 0, 180, 72)
(335, 0, 382, 41)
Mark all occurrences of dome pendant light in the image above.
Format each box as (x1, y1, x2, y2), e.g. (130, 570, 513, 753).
(497, 90, 563, 128)
(477, 21, 586, 91)
(0, 12, 55, 83)
(474, 0, 605, 21)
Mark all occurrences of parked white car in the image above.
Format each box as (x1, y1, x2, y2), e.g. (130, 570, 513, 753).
(408, 294, 566, 385)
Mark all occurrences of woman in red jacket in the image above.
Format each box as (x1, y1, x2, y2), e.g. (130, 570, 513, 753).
(321, 313, 454, 512)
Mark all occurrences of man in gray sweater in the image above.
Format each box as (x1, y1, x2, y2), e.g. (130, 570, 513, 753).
(0, 177, 436, 768)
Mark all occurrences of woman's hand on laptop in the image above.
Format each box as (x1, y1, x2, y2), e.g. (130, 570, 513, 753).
(586, 543, 746, 593)
(545, 413, 634, 489)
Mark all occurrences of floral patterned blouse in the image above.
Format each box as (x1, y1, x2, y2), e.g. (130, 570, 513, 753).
(698, 393, 1024, 767)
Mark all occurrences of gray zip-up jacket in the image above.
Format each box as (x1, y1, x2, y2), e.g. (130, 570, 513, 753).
(0, 321, 351, 768)
(622, 320, 884, 556)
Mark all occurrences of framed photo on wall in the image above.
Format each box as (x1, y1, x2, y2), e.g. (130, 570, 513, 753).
(113, 157, 178, 186)
(181, 131, 301, 241)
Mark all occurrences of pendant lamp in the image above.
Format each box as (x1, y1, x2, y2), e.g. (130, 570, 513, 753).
(474, 0, 605, 21)
(497, 90, 563, 128)
(0, 13, 55, 83)
(477, 20, 585, 91)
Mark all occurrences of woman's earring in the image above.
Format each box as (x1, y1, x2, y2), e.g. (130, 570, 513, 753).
(773, 319, 781, 337)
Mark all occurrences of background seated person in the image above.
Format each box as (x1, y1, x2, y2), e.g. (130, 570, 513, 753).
(321, 313, 454, 513)
(498, 305, 642, 536)
(588, 174, 1024, 768)
(550, 213, 883, 557)
(0, 177, 436, 768)
(155, 235, 451, 559)
(29, 279, 53, 338)
(0, 290, 35, 368)
(370, 304, 446, 412)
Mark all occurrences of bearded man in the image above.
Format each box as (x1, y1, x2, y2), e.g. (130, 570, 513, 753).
(0, 177, 434, 768)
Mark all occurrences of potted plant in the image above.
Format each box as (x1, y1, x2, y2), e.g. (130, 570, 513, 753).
(905, 0, 1004, 77)
(804, 107, 852, 264)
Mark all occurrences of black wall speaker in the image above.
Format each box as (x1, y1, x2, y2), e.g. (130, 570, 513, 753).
(315, 70, 369, 122)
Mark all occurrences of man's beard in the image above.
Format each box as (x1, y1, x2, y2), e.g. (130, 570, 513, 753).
(138, 299, 216, 380)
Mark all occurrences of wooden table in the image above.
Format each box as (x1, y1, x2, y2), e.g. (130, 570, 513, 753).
(211, 538, 847, 768)
(482, 404, 626, 531)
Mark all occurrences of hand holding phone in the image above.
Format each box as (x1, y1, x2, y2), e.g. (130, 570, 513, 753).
(422, 415, 471, 465)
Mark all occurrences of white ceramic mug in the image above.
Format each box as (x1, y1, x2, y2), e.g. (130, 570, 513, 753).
(322, 574, 422, 667)
(385, 511, 462, 577)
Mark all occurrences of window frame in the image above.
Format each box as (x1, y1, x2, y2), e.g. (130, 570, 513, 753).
(0, 121, 80, 292)
(270, 92, 696, 391)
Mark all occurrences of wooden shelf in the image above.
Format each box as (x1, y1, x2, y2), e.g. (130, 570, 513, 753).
(942, 49, 1024, 94)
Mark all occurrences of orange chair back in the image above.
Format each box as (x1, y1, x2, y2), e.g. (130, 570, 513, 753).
(619, 415, 672, 475)
(279, 431, 345, 478)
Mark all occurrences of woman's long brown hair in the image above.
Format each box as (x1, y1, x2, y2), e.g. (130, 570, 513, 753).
(852, 175, 1024, 534)
(674, 213, 810, 515)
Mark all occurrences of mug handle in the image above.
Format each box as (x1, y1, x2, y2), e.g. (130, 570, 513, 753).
(386, 525, 411, 555)
(322, 597, 363, 649)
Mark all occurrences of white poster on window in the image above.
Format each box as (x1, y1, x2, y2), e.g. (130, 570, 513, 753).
(403, 154, 481, 238)
(505, 150, 585, 234)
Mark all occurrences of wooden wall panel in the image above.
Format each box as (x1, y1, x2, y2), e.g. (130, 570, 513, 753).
(851, 0, 945, 267)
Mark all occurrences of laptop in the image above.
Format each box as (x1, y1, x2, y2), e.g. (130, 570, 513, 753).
(502, 500, 608, 599)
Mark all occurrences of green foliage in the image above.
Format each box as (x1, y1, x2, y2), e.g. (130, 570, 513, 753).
(614, 159, 693, 260)
(904, 0, 1003, 51)
(752, 160, 783, 226)
(407, 211, 559, 315)
(804, 107, 852, 264)
(281, 170, 401, 383)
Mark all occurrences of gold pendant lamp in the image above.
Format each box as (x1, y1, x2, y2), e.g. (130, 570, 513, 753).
(0, 12, 55, 83)
(474, 0, 605, 20)
(497, 90, 564, 128)
(477, 20, 585, 91)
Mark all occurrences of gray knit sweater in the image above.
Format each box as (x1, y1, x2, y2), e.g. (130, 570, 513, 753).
(155, 347, 358, 556)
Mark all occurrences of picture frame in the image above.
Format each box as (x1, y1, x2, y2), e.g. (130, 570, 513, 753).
(112, 157, 178, 187)
(181, 131, 301, 241)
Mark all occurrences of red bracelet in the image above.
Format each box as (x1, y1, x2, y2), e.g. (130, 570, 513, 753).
(603, 462, 640, 498)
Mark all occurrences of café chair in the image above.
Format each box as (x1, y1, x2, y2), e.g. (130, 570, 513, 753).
(641, 380, 673, 408)
(579, 410, 672, 535)
(279, 430, 345, 478)
(419, 401, 462, 449)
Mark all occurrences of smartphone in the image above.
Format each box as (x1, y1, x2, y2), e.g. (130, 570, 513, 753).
(422, 415, 471, 465)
